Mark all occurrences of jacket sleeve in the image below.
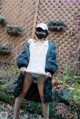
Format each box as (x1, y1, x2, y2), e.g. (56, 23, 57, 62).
(17, 42, 30, 69)
(46, 42, 58, 75)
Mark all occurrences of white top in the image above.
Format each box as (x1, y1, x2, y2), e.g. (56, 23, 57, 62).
(26, 39, 49, 75)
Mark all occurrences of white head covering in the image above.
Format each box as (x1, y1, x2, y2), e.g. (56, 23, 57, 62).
(36, 23, 48, 31)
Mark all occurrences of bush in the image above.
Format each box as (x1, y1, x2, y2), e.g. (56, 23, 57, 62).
(0, 16, 6, 26)
(0, 65, 80, 119)
(6, 25, 22, 36)
(0, 44, 11, 55)
(47, 20, 66, 32)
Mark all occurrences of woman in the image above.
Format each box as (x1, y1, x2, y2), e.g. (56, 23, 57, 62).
(13, 23, 58, 119)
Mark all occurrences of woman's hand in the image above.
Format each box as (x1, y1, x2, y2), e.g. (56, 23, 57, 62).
(20, 67, 27, 74)
(46, 72, 52, 78)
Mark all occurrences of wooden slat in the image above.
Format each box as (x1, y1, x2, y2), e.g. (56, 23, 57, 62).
(0, 0, 79, 75)
(32, 0, 40, 38)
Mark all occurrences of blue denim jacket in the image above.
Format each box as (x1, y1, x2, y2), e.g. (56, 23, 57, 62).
(17, 40, 58, 75)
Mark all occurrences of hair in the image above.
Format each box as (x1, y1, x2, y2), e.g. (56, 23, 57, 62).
(36, 27, 48, 38)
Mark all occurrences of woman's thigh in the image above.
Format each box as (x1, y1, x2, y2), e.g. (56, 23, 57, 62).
(37, 75, 46, 101)
(20, 73, 33, 96)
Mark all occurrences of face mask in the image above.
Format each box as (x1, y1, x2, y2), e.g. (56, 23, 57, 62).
(36, 33, 45, 39)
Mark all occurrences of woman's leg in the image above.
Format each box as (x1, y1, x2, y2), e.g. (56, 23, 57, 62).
(37, 75, 49, 119)
(13, 73, 33, 119)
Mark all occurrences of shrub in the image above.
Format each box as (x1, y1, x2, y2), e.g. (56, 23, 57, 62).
(47, 20, 66, 32)
(0, 16, 6, 26)
(0, 44, 11, 55)
(6, 24, 22, 36)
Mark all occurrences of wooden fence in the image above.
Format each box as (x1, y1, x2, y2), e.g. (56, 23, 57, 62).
(0, 0, 80, 77)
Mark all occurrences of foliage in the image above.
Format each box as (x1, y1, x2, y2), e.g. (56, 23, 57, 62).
(47, 20, 66, 32)
(55, 103, 78, 119)
(0, 16, 6, 26)
(0, 65, 19, 80)
(68, 89, 80, 102)
(0, 44, 11, 55)
(0, 65, 80, 119)
(6, 24, 22, 36)
(60, 64, 79, 88)
(54, 64, 80, 119)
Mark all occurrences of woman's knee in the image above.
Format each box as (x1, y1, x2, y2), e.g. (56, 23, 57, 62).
(37, 75, 46, 102)
(18, 91, 27, 98)
(40, 95, 44, 102)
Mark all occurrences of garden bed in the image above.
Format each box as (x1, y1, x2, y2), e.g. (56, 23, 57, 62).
(0, 65, 80, 119)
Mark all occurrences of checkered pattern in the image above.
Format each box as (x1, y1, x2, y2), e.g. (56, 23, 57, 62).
(0, 0, 79, 76)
